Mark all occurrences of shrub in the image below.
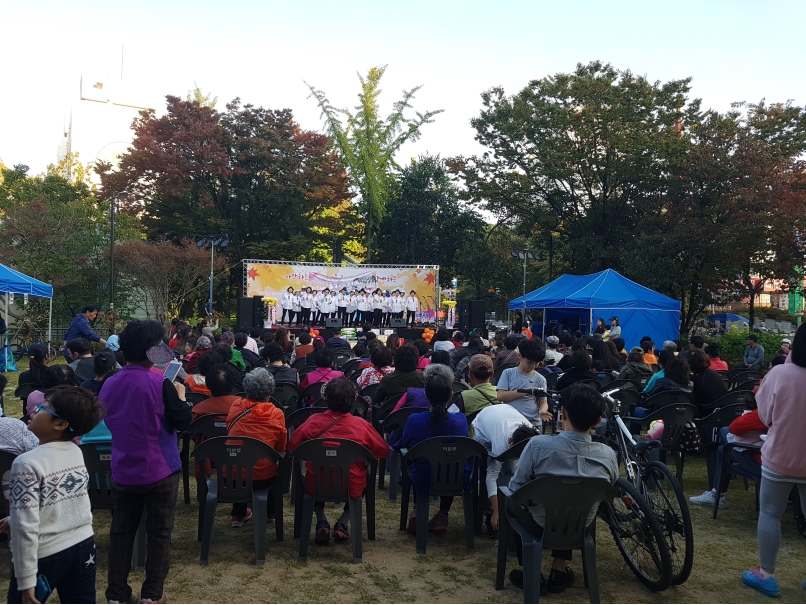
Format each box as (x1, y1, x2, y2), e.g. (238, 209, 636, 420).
(706, 331, 785, 367)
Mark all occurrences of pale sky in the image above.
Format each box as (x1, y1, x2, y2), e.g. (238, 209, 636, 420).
(2, 0, 804, 174)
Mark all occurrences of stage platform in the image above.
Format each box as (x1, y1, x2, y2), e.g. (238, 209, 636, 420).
(269, 324, 426, 342)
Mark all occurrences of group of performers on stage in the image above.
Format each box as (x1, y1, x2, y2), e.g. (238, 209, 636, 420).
(279, 286, 420, 327)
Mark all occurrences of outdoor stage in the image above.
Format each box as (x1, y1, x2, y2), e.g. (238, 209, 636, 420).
(273, 325, 427, 342)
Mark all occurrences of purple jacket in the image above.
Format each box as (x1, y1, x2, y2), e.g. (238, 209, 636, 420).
(99, 365, 189, 485)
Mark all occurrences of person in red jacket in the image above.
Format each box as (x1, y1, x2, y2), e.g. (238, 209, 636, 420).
(289, 378, 389, 543)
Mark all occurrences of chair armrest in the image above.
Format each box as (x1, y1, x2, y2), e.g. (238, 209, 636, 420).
(498, 486, 513, 499)
(622, 416, 644, 424)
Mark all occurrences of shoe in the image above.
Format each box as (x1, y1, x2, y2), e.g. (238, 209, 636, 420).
(428, 512, 449, 534)
(406, 513, 417, 535)
(485, 514, 497, 539)
(689, 490, 727, 510)
(139, 598, 167, 604)
(509, 569, 546, 595)
(333, 521, 349, 542)
(315, 520, 331, 544)
(548, 567, 575, 593)
(231, 508, 253, 527)
(742, 566, 779, 597)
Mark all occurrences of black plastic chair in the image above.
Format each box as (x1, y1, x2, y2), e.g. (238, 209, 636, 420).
(292, 356, 308, 371)
(596, 373, 614, 390)
(641, 389, 695, 411)
(733, 379, 760, 393)
(696, 404, 746, 448)
(492, 362, 517, 386)
(193, 436, 283, 566)
(273, 382, 304, 415)
(332, 350, 354, 368)
(696, 390, 753, 417)
(495, 477, 616, 603)
(399, 436, 488, 554)
(184, 392, 210, 406)
(715, 371, 731, 390)
(373, 396, 403, 489)
(358, 383, 379, 405)
(452, 381, 470, 393)
(181, 413, 229, 507)
(0, 450, 16, 517)
(80, 442, 146, 572)
(712, 442, 762, 519)
(292, 438, 378, 564)
(340, 358, 362, 378)
(603, 378, 637, 393)
(730, 371, 763, 389)
(377, 407, 424, 502)
(283, 407, 328, 496)
(298, 364, 318, 377)
(14, 383, 37, 407)
(303, 382, 325, 405)
(559, 380, 601, 402)
(543, 372, 561, 392)
(628, 373, 654, 389)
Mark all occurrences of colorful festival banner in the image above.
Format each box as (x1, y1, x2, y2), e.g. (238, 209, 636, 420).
(244, 261, 440, 320)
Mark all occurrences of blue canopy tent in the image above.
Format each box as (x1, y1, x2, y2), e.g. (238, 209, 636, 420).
(509, 269, 680, 348)
(707, 312, 749, 325)
(0, 263, 54, 346)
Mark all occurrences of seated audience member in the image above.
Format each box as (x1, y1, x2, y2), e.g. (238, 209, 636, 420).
(618, 347, 653, 380)
(507, 384, 618, 594)
(454, 355, 498, 419)
(274, 327, 294, 354)
(26, 365, 77, 414)
(185, 349, 228, 396)
(191, 363, 242, 421)
(261, 343, 299, 385)
(291, 332, 314, 364)
(683, 335, 706, 360)
(555, 349, 597, 393)
(352, 343, 368, 362)
(662, 340, 678, 354)
(644, 354, 691, 396)
(643, 349, 674, 393)
(239, 328, 260, 355)
(386, 334, 401, 359)
(556, 339, 586, 372)
(705, 344, 729, 371)
(0, 416, 38, 500)
(326, 328, 350, 350)
(234, 332, 261, 368)
(289, 378, 389, 542)
(401, 372, 468, 534)
(356, 345, 393, 390)
(642, 341, 658, 366)
(218, 331, 246, 371)
(414, 339, 430, 371)
(392, 353, 453, 414)
(103, 335, 126, 368)
(611, 338, 627, 363)
(689, 349, 728, 412)
(472, 404, 538, 536)
(300, 347, 344, 391)
(18, 344, 49, 389)
(184, 336, 212, 371)
(450, 331, 466, 349)
(453, 336, 486, 381)
(226, 368, 287, 526)
(67, 338, 96, 384)
(496, 338, 551, 424)
(355, 323, 376, 345)
(431, 328, 454, 352)
(80, 351, 118, 395)
(591, 340, 620, 372)
(538, 353, 563, 377)
(544, 336, 563, 364)
(375, 343, 425, 405)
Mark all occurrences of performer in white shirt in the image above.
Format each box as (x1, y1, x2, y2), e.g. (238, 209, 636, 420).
(390, 290, 405, 320)
(382, 293, 392, 327)
(280, 286, 294, 325)
(291, 290, 301, 325)
(324, 290, 336, 319)
(336, 288, 349, 325)
(406, 290, 419, 327)
(358, 291, 368, 326)
(300, 287, 313, 325)
(347, 291, 357, 327)
(372, 289, 384, 328)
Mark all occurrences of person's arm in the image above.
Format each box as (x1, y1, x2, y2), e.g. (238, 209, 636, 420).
(755, 376, 774, 427)
(162, 379, 191, 432)
(8, 460, 41, 594)
(77, 317, 105, 345)
(487, 459, 503, 529)
(729, 410, 766, 435)
(507, 439, 536, 493)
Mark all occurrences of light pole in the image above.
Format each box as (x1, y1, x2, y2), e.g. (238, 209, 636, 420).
(196, 235, 229, 316)
(510, 248, 538, 320)
(109, 191, 128, 310)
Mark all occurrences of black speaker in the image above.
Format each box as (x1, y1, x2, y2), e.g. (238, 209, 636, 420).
(469, 299, 486, 332)
(236, 297, 255, 330)
(325, 317, 343, 328)
(457, 298, 471, 331)
(390, 318, 406, 328)
(252, 295, 264, 328)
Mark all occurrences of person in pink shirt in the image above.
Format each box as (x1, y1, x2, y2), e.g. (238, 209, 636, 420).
(741, 323, 806, 598)
(414, 339, 430, 371)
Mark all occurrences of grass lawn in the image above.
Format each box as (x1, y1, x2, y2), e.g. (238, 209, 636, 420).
(1, 360, 804, 603)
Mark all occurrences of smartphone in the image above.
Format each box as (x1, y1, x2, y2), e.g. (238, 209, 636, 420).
(163, 360, 182, 382)
(35, 574, 52, 603)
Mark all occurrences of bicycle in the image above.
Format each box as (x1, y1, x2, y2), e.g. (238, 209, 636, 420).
(600, 386, 694, 587)
(8, 319, 57, 361)
(517, 387, 673, 591)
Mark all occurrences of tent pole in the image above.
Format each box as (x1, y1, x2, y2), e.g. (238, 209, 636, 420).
(48, 297, 52, 347)
(590, 309, 593, 337)
(4, 293, 7, 370)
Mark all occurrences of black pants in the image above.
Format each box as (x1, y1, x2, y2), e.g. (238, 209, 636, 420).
(300, 308, 311, 325)
(407, 310, 416, 325)
(231, 477, 276, 517)
(8, 536, 96, 604)
(281, 309, 292, 324)
(412, 493, 454, 512)
(373, 309, 382, 327)
(338, 307, 348, 324)
(106, 471, 180, 603)
(382, 312, 390, 326)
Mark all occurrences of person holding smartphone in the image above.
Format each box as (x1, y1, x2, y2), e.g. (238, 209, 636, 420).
(495, 338, 552, 425)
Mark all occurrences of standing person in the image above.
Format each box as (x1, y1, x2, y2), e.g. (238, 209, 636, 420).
(743, 334, 765, 371)
(100, 320, 191, 605)
(62, 304, 107, 360)
(312, 289, 322, 325)
(3, 386, 104, 604)
(406, 290, 419, 327)
(280, 287, 294, 325)
(741, 323, 806, 598)
(512, 311, 523, 334)
(391, 291, 405, 322)
(291, 290, 302, 326)
(373, 289, 384, 328)
(347, 291, 357, 327)
(300, 287, 313, 326)
(496, 338, 552, 425)
(382, 292, 392, 327)
(336, 288, 349, 325)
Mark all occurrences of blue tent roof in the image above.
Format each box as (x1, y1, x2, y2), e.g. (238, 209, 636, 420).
(509, 269, 679, 311)
(0, 264, 53, 298)
(707, 312, 749, 324)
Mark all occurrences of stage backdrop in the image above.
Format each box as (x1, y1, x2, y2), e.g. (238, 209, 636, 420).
(244, 260, 440, 321)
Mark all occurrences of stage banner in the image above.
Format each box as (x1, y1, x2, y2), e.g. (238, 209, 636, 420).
(244, 261, 439, 320)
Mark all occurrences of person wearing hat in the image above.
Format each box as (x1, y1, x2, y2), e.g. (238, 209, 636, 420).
(778, 338, 791, 357)
(544, 336, 563, 364)
(618, 347, 653, 379)
(454, 355, 499, 421)
(608, 316, 621, 340)
(744, 334, 765, 371)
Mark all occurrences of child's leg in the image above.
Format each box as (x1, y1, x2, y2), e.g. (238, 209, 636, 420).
(56, 537, 97, 603)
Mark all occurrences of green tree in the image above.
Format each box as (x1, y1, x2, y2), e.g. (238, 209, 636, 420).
(186, 83, 218, 108)
(306, 66, 442, 260)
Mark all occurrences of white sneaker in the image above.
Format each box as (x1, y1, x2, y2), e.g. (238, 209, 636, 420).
(689, 490, 727, 509)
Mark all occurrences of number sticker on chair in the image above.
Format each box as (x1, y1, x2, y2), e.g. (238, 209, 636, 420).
(326, 450, 337, 457)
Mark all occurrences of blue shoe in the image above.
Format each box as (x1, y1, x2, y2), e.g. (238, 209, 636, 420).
(742, 567, 779, 597)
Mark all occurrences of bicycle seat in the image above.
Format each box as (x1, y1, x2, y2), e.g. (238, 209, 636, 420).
(633, 439, 662, 455)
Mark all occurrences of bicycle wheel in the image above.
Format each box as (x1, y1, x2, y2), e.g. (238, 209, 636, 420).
(9, 343, 24, 361)
(641, 461, 694, 585)
(600, 478, 672, 591)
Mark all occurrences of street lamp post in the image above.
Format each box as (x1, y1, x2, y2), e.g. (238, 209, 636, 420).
(196, 235, 229, 316)
(510, 248, 538, 320)
(109, 191, 128, 310)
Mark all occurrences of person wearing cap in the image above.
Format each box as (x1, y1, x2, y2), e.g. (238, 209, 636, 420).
(454, 355, 498, 420)
(618, 347, 652, 379)
(607, 316, 621, 340)
(744, 334, 765, 371)
(544, 336, 563, 364)
(778, 338, 791, 357)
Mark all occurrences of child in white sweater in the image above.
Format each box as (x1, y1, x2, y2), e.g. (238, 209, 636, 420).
(1, 385, 104, 604)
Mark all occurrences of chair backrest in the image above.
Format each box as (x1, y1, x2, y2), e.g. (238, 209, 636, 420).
(698, 404, 747, 447)
(303, 382, 325, 401)
(493, 437, 530, 463)
(340, 358, 362, 377)
(596, 373, 614, 389)
(452, 381, 470, 393)
(378, 406, 424, 437)
(642, 389, 694, 411)
(299, 365, 318, 377)
(609, 388, 641, 413)
(510, 476, 617, 550)
(641, 403, 698, 450)
(406, 436, 488, 497)
(651, 364, 661, 374)
(193, 436, 280, 504)
(332, 351, 354, 369)
(80, 442, 115, 510)
(559, 379, 600, 401)
(492, 362, 517, 386)
(350, 396, 370, 419)
(188, 413, 229, 439)
(733, 380, 760, 393)
(544, 372, 561, 391)
(273, 382, 304, 414)
(185, 391, 210, 406)
(374, 396, 401, 425)
(603, 379, 637, 393)
(14, 383, 37, 403)
(286, 407, 327, 432)
(186, 366, 201, 374)
(292, 438, 377, 501)
(630, 373, 654, 388)
(292, 356, 308, 370)
(358, 383, 379, 403)
(699, 390, 753, 415)
(731, 371, 763, 388)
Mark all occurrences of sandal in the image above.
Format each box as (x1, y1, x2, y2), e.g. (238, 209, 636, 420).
(333, 521, 349, 542)
(315, 520, 331, 544)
